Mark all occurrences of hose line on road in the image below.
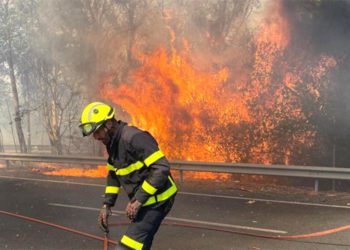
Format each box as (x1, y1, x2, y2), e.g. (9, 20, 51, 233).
(104, 233, 109, 250)
(160, 220, 350, 240)
(0, 210, 117, 250)
(2, 209, 350, 248)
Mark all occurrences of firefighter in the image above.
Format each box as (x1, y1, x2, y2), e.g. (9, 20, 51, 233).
(79, 101, 177, 250)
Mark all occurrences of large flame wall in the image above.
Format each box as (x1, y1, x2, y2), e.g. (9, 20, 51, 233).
(100, 1, 336, 165)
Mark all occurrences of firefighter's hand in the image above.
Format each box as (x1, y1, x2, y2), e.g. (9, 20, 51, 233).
(98, 204, 112, 233)
(126, 199, 142, 221)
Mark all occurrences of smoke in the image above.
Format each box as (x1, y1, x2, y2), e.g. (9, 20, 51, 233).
(4, 0, 349, 163)
(281, 0, 350, 166)
(283, 0, 350, 56)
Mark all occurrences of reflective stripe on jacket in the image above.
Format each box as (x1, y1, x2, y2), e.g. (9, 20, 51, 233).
(103, 121, 177, 207)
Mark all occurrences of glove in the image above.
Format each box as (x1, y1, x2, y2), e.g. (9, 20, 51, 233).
(126, 199, 142, 222)
(98, 204, 112, 233)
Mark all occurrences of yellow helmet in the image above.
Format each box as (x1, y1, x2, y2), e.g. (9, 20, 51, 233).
(79, 102, 115, 136)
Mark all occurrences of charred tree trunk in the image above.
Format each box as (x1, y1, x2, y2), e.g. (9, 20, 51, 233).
(22, 72, 32, 153)
(7, 35, 27, 153)
(48, 129, 63, 155)
(48, 99, 63, 155)
(38, 60, 64, 155)
(6, 101, 18, 152)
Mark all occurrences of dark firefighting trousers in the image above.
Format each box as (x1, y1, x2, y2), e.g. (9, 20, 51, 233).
(116, 196, 175, 250)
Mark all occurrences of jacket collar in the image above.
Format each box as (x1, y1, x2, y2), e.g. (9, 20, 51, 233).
(107, 120, 127, 152)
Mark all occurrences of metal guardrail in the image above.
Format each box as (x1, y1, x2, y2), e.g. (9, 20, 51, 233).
(1, 153, 350, 192)
(0, 153, 104, 165)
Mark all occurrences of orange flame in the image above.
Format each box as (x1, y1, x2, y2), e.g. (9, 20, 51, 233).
(101, 45, 253, 162)
(100, 0, 334, 166)
(172, 171, 231, 181)
(38, 1, 336, 180)
(39, 164, 107, 178)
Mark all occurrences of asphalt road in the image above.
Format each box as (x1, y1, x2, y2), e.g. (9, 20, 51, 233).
(1, 166, 350, 250)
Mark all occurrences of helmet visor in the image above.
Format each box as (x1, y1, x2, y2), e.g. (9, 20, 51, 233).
(79, 121, 105, 137)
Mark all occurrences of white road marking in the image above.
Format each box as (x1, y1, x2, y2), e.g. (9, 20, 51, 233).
(48, 202, 287, 234)
(0, 175, 103, 187)
(1, 175, 350, 209)
(179, 191, 350, 209)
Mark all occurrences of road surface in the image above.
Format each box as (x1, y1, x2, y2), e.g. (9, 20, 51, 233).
(1, 165, 350, 250)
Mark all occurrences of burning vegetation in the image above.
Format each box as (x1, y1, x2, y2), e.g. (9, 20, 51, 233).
(26, 0, 349, 180)
(32, 163, 105, 178)
(100, 0, 336, 166)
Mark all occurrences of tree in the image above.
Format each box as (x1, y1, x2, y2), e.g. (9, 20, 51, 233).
(0, 0, 28, 153)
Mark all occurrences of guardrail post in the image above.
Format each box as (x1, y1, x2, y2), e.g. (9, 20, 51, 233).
(179, 169, 184, 183)
(314, 179, 319, 192)
(332, 180, 336, 192)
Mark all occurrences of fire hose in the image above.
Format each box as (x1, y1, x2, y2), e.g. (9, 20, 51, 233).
(1, 209, 350, 249)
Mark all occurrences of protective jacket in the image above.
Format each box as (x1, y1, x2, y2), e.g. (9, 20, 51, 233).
(103, 121, 177, 207)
